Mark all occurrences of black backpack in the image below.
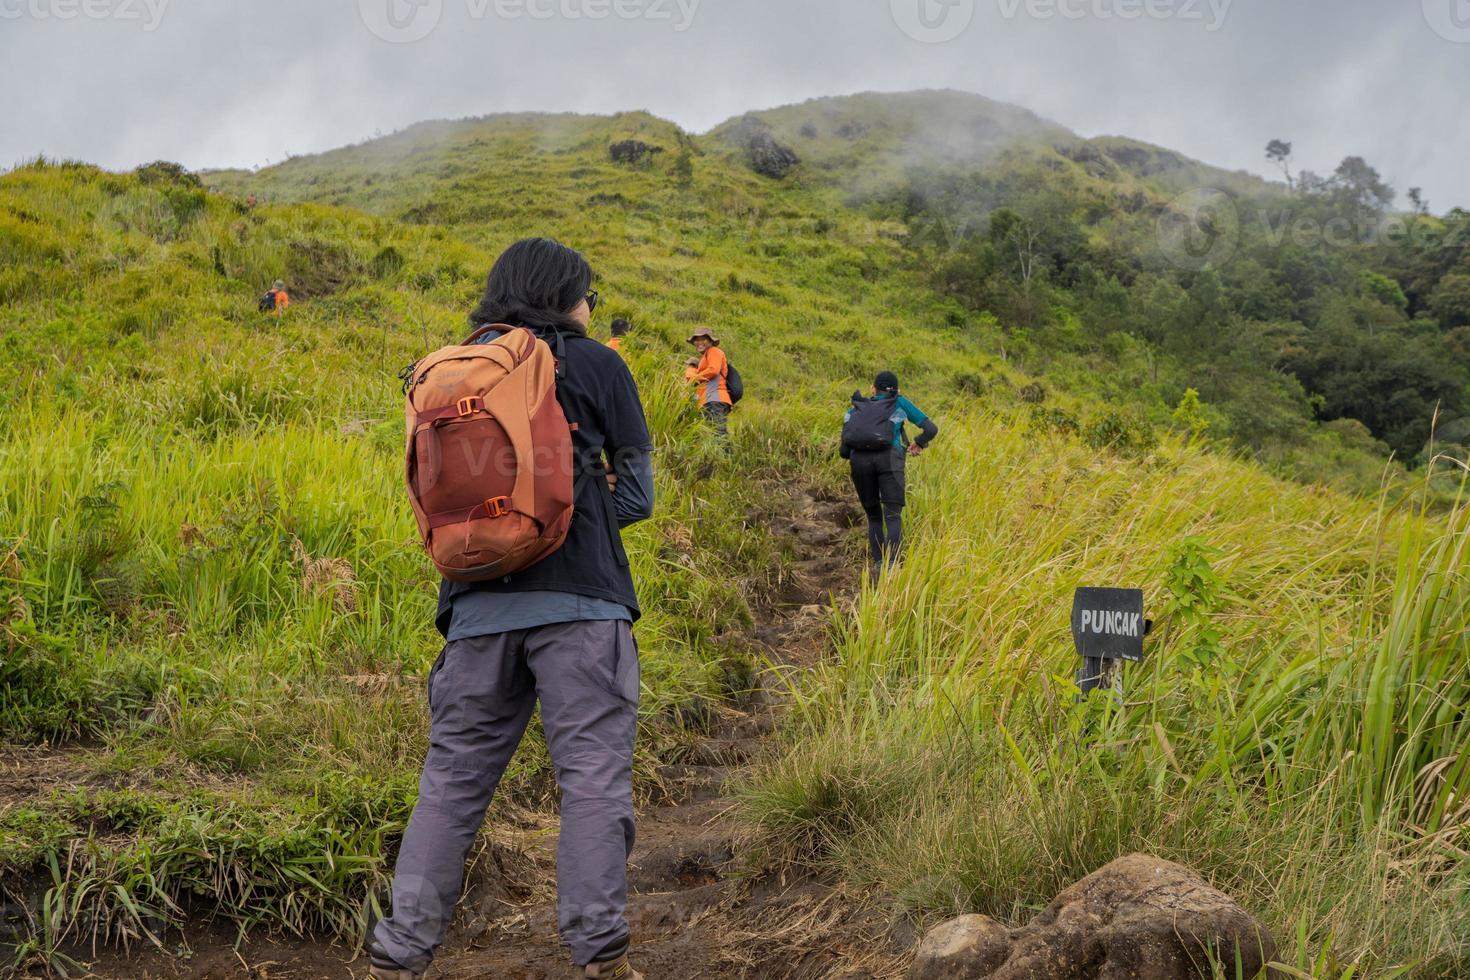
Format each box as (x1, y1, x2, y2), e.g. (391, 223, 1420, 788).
(725, 361, 745, 406)
(842, 393, 898, 452)
(258, 290, 277, 313)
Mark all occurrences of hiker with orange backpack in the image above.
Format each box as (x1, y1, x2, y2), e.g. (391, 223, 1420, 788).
(373, 238, 653, 980)
(684, 326, 741, 444)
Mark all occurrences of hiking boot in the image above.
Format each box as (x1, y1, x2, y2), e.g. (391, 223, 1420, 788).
(583, 952, 643, 979)
(368, 966, 418, 980)
(367, 949, 419, 980)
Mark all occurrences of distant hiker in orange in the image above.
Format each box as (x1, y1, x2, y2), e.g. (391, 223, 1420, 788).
(684, 326, 732, 443)
(259, 280, 290, 315)
(607, 318, 632, 353)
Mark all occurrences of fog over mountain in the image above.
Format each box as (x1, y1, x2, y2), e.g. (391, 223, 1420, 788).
(2, 0, 1468, 208)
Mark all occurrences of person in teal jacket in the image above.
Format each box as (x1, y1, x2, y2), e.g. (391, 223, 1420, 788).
(839, 371, 939, 572)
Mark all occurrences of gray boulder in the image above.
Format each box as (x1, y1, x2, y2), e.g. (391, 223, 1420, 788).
(909, 854, 1275, 980)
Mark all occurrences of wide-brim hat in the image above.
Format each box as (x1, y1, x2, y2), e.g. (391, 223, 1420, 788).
(687, 327, 720, 345)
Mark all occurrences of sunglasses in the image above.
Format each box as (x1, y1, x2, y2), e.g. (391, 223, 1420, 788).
(585, 290, 600, 313)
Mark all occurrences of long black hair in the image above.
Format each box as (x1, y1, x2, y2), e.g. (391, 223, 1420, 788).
(468, 237, 592, 334)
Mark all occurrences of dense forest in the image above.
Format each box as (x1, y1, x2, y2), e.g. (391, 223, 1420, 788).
(887, 143, 1470, 473)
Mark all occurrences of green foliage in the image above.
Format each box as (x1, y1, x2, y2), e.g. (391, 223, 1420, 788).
(1429, 273, 1470, 328)
(672, 147, 695, 188)
(1082, 409, 1157, 456)
(133, 160, 201, 189)
(953, 372, 987, 396)
(1028, 405, 1080, 436)
(370, 245, 405, 280)
(1172, 387, 1210, 440)
(865, 104, 1467, 479)
(1359, 270, 1408, 311)
(1159, 537, 1226, 671)
(1285, 320, 1464, 460)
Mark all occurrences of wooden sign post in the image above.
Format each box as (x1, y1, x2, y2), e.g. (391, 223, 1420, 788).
(1072, 587, 1150, 701)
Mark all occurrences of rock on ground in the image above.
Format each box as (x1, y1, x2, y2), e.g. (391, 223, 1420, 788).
(909, 854, 1276, 980)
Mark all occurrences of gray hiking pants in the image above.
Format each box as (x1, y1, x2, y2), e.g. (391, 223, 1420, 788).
(373, 619, 640, 971)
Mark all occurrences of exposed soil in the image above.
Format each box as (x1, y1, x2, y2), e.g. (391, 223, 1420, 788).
(36, 489, 910, 979)
(0, 746, 101, 810)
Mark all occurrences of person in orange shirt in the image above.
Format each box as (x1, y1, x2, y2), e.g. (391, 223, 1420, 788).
(684, 326, 731, 444)
(606, 318, 631, 353)
(266, 280, 290, 315)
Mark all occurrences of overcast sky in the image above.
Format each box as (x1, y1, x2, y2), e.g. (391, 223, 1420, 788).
(3, 0, 1467, 209)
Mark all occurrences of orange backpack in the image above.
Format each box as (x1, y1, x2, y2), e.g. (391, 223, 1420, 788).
(404, 325, 576, 582)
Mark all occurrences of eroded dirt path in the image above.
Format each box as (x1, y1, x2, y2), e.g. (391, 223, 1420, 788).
(69, 489, 907, 979)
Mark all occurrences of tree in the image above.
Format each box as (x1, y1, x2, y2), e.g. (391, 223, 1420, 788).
(987, 207, 1043, 286)
(1358, 270, 1408, 313)
(1266, 139, 1294, 191)
(672, 148, 694, 188)
(1330, 156, 1394, 231)
(1430, 274, 1470, 328)
(1285, 321, 1463, 458)
(1173, 388, 1210, 440)
(1408, 187, 1429, 216)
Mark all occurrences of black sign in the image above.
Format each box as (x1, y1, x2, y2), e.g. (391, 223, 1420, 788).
(1071, 588, 1147, 663)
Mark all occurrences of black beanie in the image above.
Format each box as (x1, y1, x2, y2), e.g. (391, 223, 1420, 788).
(874, 371, 899, 393)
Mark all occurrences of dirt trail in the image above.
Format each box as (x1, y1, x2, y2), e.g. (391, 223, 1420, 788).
(77, 488, 908, 979)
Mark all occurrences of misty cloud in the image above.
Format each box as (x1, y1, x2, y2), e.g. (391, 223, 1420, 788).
(1, 0, 1466, 209)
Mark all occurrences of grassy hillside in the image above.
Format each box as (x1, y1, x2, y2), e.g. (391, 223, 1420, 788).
(0, 137, 1015, 967)
(707, 89, 1266, 200)
(746, 419, 1470, 976)
(707, 89, 1072, 192)
(1, 97, 1468, 978)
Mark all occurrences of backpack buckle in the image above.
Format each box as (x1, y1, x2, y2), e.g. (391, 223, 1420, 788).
(456, 396, 483, 417)
(483, 496, 510, 519)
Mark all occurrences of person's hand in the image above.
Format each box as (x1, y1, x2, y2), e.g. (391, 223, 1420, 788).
(907, 443, 924, 458)
(605, 460, 619, 493)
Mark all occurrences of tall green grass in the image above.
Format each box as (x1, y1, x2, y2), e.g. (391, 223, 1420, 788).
(743, 417, 1470, 976)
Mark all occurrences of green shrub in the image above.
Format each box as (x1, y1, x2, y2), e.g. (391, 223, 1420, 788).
(133, 161, 201, 188)
(1028, 405, 1079, 436)
(1083, 409, 1156, 456)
